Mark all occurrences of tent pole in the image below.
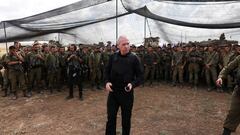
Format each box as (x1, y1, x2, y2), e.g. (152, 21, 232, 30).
(144, 17, 147, 39)
(116, 0, 118, 44)
(3, 22, 8, 53)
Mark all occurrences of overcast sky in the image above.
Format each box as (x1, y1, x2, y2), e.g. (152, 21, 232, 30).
(0, 0, 81, 21)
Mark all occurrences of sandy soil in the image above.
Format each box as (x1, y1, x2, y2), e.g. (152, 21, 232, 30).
(0, 83, 239, 135)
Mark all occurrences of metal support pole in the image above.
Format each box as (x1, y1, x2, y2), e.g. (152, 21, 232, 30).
(116, 0, 118, 44)
(3, 22, 8, 53)
(144, 17, 147, 39)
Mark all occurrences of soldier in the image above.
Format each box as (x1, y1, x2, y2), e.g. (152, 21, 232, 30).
(42, 44, 50, 89)
(65, 44, 83, 100)
(89, 46, 102, 90)
(187, 44, 203, 89)
(171, 46, 186, 87)
(1, 52, 10, 97)
(101, 45, 112, 84)
(162, 46, 172, 83)
(216, 55, 240, 135)
(219, 43, 234, 92)
(143, 45, 158, 86)
(58, 46, 67, 89)
(155, 46, 164, 82)
(45, 46, 60, 93)
(79, 47, 90, 82)
(204, 45, 220, 91)
(5, 46, 28, 99)
(27, 43, 45, 95)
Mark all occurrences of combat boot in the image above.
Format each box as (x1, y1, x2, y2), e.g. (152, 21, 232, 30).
(222, 128, 231, 135)
(79, 91, 83, 101)
(11, 91, 18, 100)
(2, 88, 8, 97)
(65, 95, 74, 100)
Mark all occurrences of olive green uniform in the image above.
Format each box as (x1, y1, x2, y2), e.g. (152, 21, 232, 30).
(218, 55, 240, 132)
(5, 53, 26, 97)
(204, 50, 219, 89)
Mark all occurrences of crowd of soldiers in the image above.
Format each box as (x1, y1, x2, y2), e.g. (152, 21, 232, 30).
(0, 40, 239, 100)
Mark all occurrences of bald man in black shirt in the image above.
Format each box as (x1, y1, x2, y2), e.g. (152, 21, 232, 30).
(105, 36, 144, 135)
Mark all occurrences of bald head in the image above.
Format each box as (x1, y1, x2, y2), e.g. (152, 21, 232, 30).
(117, 36, 130, 55)
(117, 36, 129, 46)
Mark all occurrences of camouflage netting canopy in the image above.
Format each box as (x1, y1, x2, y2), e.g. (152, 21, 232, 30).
(1, 0, 240, 45)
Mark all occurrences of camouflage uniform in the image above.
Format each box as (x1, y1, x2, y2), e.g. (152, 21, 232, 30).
(220, 50, 234, 91)
(58, 48, 67, 89)
(204, 48, 219, 90)
(172, 48, 186, 86)
(27, 49, 44, 93)
(143, 48, 158, 86)
(89, 49, 102, 90)
(5, 49, 27, 99)
(218, 55, 240, 133)
(162, 49, 172, 82)
(1, 53, 10, 97)
(101, 48, 111, 83)
(187, 48, 202, 88)
(45, 49, 60, 93)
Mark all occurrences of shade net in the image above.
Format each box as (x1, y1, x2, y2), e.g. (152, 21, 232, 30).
(0, 0, 240, 44)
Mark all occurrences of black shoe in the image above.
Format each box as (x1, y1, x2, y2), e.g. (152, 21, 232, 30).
(96, 86, 102, 90)
(2, 89, 8, 97)
(207, 87, 212, 92)
(11, 95, 18, 100)
(65, 96, 74, 100)
(217, 88, 224, 93)
(27, 92, 32, 97)
(79, 96, 83, 101)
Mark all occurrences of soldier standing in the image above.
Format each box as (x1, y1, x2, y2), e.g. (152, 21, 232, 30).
(162, 46, 172, 83)
(187, 45, 203, 89)
(58, 46, 67, 89)
(219, 44, 233, 92)
(216, 55, 240, 135)
(65, 44, 83, 100)
(5, 46, 28, 99)
(171, 46, 186, 87)
(204, 45, 220, 91)
(45, 46, 60, 93)
(89, 46, 102, 90)
(27, 43, 45, 95)
(143, 46, 158, 86)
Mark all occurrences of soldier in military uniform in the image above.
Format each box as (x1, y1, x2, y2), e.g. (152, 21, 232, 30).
(45, 45, 60, 93)
(162, 46, 172, 83)
(216, 54, 240, 135)
(204, 45, 220, 91)
(27, 43, 45, 95)
(143, 46, 158, 86)
(219, 44, 234, 92)
(66, 44, 83, 100)
(187, 44, 203, 89)
(155, 47, 164, 82)
(89, 46, 102, 90)
(1, 52, 11, 97)
(5, 46, 28, 99)
(101, 45, 112, 84)
(58, 46, 67, 89)
(171, 46, 186, 87)
(42, 44, 50, 89)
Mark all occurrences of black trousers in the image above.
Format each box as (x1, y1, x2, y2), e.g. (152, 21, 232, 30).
(105, 90, 134, 135)
(68, 68, 83, 97)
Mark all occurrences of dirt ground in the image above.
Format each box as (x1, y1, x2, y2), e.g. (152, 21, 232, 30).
(0, 83, 239, 135)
